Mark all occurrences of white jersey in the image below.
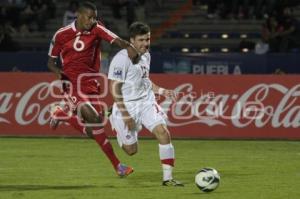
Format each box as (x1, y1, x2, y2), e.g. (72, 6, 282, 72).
(108, 49, 154, 102)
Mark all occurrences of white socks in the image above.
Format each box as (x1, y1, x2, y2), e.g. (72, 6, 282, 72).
(162, 163, 173, 181)
(159, 143, 175, 181)
(159, 143, 174, 160)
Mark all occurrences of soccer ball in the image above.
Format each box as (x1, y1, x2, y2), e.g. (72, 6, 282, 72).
(195, 168, 220, 192)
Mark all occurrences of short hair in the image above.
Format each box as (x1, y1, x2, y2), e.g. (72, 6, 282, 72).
(129, 22, 150, 38)
(78, 1, 97, 12)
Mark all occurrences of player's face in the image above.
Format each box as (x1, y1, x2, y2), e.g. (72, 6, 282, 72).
(77, 8, 97, 30)
(130, 33, 150, 54)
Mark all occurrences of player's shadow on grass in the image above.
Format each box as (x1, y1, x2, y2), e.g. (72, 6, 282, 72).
(0, 185, 96, 192)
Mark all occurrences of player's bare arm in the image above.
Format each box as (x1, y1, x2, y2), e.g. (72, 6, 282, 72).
(47, 57, 62, 79)
(109, 79, 136, 131)
(113, 38, 140, 63)
(152, 82, 178, 101)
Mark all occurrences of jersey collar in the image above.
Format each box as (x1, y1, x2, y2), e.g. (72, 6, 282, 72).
(71, 21, 76, 32)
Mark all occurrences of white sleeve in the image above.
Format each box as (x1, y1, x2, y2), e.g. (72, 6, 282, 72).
(108, 52, 130, 82)
(148, 53, 151, 68)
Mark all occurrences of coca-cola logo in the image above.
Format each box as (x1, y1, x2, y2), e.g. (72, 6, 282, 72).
(160, 83, 300, 128)
(0, 81, 300, 129)
(0, 82, 62, 125)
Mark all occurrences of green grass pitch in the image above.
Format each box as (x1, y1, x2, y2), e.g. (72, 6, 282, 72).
(0, 138, 299, 199)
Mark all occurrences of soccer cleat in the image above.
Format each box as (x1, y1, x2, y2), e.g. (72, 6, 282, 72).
(49, 105, 65, 130)
(116, 163, 134, 177)
(162, 179, 184, 187)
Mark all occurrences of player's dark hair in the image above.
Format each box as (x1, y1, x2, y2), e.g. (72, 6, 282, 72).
(78, 1, 97, 12)
(129, 22, 150, 38)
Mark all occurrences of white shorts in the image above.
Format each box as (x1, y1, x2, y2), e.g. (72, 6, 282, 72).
(109, 101, 167, 147)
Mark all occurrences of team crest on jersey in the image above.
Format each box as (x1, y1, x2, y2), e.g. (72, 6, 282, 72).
(113, 68, 123, 78)
(126, 134, 131, 139)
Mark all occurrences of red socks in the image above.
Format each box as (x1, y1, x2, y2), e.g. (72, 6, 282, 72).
(55, 108, 120, 170)
(92, 128, 120, 170)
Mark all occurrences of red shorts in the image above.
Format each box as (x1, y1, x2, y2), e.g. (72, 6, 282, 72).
(62, 79, 105, 114)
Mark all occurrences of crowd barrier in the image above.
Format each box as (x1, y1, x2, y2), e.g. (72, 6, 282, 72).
(0, 72, 299, 139)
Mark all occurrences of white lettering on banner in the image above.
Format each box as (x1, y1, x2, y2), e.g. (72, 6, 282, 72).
(272, 84, 300, 128)
(193, 64, 242, 74)
(0, 82, 59, 126)
(1, 81, 300, 129)
(0, 93, 13, 123)
(161, 83, 300, 128)
(15, 83, 52, 125)
(233, 65, 241, 74)
(160, 84, 227, 127)
(206, 65, 228, 74)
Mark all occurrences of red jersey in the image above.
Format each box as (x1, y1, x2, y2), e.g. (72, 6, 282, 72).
(48, 21, 118, 92)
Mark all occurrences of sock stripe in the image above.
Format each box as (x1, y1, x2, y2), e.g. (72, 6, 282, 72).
(92, 128, 104, 135)
(161, 158, 175, 167)
(103, 138, 109, 145)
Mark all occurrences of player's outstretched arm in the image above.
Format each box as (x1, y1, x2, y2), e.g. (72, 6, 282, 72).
(113, 38, 140, 64)
(47, 57, 62, 79)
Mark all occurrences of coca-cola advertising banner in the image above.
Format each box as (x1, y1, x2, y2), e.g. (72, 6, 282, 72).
(0, 73, 299, 139)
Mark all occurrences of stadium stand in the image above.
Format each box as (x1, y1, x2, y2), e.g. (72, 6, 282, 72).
(2, 0, 299, 54)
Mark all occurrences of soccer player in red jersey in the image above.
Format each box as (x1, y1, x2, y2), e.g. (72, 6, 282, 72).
(47, 1, 137, 177)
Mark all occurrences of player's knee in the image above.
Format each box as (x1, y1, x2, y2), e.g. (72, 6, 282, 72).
(80, 104, 102, 124)
(125, 149, 137, 156)
(90, 116, 101, 124)
(123, 145, 137, 156)
(86, 114, 104, 128)
(153, 125, 171, 144)
(155, 125, 169, 137)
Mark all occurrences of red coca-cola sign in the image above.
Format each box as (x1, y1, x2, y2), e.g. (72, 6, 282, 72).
(0, 73, 299, 139)
(153, 74, 300, 139)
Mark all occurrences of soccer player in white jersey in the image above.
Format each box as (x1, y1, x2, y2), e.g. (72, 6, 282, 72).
(108, 22, 184, 186)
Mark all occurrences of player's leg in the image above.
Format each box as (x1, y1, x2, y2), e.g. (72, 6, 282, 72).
(79, 103, 118, 168)
(122, 143, 138, 156)
(110, 104, 139, 156)
(80, 99, 133, 177)
(50, 90, 110, 136)
(142, 103, 184, 186)
(49, 85, 86, 133)
(50, 103, 112, 134)
(49, 104, 85, 133)
(152, 124, 183, 186)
